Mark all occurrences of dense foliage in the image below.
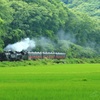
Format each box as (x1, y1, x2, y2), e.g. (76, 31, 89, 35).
(61, 0, 100, 19)
(0, 0, 100, 58)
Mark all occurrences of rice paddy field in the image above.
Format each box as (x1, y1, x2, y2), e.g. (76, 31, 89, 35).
(0, 64, 100, 100)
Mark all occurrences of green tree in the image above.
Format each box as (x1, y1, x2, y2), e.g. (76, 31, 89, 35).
(0, 0, 13, 51)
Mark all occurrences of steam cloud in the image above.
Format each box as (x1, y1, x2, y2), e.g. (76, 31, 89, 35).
(4, 38, 35, 52)
(4, 29, 76, 52)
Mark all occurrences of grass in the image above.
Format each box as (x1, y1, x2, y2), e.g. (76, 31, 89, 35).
(0, 64, 100, 100)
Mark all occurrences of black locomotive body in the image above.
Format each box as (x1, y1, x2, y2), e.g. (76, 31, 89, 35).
(0, 51, 66, 61)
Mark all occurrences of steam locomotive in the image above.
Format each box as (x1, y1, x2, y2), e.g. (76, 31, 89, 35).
(0, 51, 66, 61)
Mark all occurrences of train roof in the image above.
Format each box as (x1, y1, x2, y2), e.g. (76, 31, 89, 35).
(2, 51, 66, 55)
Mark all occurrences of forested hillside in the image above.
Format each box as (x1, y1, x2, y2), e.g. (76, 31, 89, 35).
(0, 0, 100, 58)
(61, 0, 100, 19)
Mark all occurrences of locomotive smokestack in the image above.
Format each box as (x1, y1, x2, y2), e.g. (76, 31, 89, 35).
(4, 38, 35, 52)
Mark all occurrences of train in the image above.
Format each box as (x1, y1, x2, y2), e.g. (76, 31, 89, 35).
(0, 51, 66, 61)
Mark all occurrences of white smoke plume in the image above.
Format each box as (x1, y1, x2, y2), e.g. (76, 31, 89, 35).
(57, 29, 76, 43)
(4, 38, 35, 52)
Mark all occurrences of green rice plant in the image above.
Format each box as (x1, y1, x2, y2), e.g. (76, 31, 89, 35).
(0, 64, 100, 100)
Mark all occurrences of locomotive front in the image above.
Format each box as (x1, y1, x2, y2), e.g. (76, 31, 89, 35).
(0, 51, 28, 61)
(0, 51, 10, 61)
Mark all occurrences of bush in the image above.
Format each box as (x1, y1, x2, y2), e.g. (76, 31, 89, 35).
(0, 57, 99, 67)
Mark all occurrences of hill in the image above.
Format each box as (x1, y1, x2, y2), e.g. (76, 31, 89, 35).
(61, 0, 100, 19)
(0, 0, 100, 58)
